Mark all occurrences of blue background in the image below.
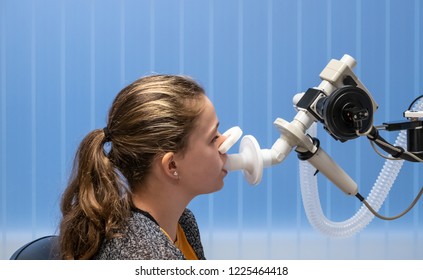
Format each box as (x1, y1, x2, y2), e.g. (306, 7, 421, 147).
(1, 0, 422, 259)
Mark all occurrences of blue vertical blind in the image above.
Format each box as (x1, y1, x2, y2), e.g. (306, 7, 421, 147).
(0, 0, 422, 259)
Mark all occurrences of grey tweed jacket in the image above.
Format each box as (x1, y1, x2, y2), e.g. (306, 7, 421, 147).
(94, 208, 206, 260)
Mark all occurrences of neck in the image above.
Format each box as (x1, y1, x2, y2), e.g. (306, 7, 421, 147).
(132, 181, 191, 242)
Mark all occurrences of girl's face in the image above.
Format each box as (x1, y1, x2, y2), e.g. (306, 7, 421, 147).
(174, 96, 228, 197)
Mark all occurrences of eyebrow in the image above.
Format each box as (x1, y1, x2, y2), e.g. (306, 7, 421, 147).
(207, 122, 220, 138)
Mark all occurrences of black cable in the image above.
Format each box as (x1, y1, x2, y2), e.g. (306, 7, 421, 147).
(408, 94, 423, 110)
(355, 188, 423, 221)
(366, 126, 422, 162)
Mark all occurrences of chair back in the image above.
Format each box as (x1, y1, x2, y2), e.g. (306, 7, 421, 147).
(10, 235, 60, 260)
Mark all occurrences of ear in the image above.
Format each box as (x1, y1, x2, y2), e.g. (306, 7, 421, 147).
(161, 152, 179, 180)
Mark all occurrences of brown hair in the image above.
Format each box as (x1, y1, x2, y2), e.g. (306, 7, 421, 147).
(59, 75, 206, 259)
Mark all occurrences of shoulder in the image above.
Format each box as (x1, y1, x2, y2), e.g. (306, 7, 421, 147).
(179, 208, 196, 224)
(179, 208, 200, 237)
(94, 210, 183, 260)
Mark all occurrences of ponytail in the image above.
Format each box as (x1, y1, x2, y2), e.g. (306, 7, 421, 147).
(59, 129, 130, 259)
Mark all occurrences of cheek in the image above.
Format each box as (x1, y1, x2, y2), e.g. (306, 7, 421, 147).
(182, 149, 226, 195)
(187, 149, 223, 177)
(205, 149, 224, 171)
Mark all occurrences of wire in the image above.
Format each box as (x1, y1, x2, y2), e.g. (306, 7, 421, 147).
(369, 141, 402, 160)
(374, 139, 423, 162)
(374, 138, 402, 152)
(403, 150, 423, 163)
(408, 94, 423, 110)
(356, 187, 423, 221)
(360, 130, 403, 161)
(358, 128, 423, 162)
(355, 126, 373, 137)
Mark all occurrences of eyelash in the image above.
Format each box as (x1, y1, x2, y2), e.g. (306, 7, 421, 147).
(211, 135, 220, 143)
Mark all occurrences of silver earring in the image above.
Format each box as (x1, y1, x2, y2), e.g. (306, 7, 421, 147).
(173, 171, 178, 176)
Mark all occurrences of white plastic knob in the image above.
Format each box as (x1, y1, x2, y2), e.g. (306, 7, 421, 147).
(218, 126, 243, 154)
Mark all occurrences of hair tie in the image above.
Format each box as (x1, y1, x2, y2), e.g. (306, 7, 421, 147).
(103, 127, 112, 142)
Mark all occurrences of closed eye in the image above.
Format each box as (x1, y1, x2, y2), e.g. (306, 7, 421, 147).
(211, 135, 220, 143)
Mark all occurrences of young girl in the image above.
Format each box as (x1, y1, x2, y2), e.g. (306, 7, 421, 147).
(59, 75, 228, 259)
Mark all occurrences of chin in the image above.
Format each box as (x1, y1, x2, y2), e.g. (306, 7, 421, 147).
(203, 182, 224, 195)
(215, 181, 225, 192)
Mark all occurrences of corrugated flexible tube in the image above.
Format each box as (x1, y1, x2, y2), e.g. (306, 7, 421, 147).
(299, 98, 423, 238)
